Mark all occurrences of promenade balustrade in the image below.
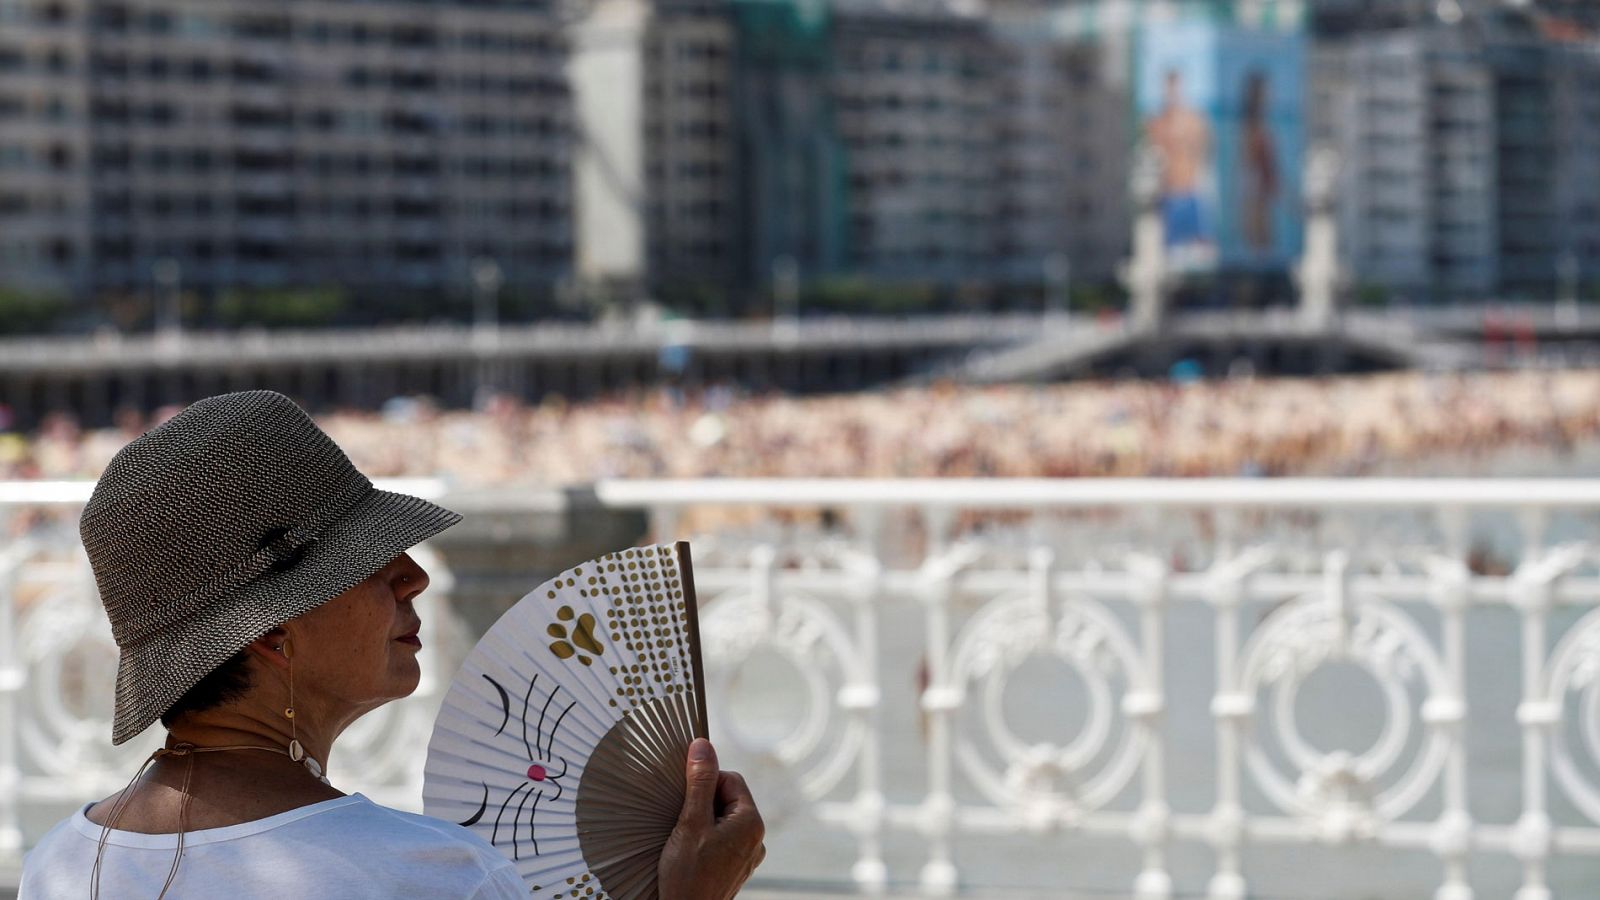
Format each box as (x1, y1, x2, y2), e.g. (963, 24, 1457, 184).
(3, 478, 1599, 897)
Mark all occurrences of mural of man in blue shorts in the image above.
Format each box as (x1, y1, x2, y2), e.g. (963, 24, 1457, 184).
(1145, 69, 1215, 264)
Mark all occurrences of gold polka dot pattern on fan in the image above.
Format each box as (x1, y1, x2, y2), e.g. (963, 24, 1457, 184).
(532, 870, 604, 899)
(560, 545, 695, 714)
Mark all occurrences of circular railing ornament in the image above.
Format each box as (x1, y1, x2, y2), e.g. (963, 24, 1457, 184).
(698, 588, 868, 823)
(1543, 606, 1600, 823)
(1238, 595, 1452, 841)
(947, 594, 1148, 824)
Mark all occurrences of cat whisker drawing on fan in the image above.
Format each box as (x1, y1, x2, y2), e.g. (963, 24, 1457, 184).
(455, 673, 575, 861)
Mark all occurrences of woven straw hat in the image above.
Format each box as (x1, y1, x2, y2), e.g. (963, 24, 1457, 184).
(80, 390, 462, 745)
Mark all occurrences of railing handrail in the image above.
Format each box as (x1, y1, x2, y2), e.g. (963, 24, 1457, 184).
(599, 477, 1600, 509)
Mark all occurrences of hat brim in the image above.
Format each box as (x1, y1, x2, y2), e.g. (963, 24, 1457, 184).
(110, 486, 463, 746)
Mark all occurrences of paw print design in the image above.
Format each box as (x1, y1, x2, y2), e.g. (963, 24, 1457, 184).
(548, 605, 604, 665)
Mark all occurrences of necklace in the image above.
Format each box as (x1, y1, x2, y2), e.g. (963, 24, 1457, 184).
(90, 742, 331, 899)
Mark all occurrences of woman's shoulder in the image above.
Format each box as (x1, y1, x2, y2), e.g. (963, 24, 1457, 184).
(311, 796, 524, 898)
(21, 794, 523, 900)
(313, 794, 509, 859)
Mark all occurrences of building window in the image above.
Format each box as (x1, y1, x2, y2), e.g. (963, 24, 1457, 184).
(233, 14, 289, 40)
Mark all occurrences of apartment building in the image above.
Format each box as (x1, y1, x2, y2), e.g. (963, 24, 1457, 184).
(0, 0, 573, 307)
(1314, 14, 1600, 299)
(990, 28, 1128, 286)
(830, 6, 1001, 283)
(571, 0, 742, 306)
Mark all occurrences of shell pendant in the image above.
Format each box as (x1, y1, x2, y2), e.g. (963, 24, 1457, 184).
(303, 755, 328, 784)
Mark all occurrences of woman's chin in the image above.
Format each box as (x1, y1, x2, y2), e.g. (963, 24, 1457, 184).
(384, 656, 424, 699)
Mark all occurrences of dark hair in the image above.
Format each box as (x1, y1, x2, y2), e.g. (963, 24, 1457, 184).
(159, 649, 254, 727)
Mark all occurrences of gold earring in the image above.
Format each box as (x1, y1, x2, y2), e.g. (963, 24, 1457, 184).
(282, 638, 305, 763)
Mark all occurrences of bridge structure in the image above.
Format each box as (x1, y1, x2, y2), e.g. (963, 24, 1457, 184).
(4, 302, 1600, 429)
(3, 478, 1600, 898)
(0, 315, 1039, 427)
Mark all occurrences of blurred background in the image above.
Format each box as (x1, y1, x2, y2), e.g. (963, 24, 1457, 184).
(3, 0, 1600, 897)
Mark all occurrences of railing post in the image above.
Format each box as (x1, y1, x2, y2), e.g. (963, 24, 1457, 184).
(651, 505, 682, 548)
(1510, 534, 1569, 900)
(751, 543, 777, 619)
(1429, 506, 1473, 900)
(916, 535, 963, 896)
(1128, 555, 1172, 900)
(1206, 561, 1250, 900)
(846, 509, 888, 894)
(0, 545, 25, 865)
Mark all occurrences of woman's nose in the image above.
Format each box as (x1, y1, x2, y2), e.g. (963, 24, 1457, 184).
(393, 553, 430, 599)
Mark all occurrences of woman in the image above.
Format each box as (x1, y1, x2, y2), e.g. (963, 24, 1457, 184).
(19, 390, 764, 898)
(1239, 69, 1279, 255)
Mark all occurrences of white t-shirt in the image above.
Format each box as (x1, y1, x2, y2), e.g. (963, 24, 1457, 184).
(19, 793, 526, 899)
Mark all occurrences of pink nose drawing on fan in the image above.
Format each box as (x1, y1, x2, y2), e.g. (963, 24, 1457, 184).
(527, 764, 547, 782)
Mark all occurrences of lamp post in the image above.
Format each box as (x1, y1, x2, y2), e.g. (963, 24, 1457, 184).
(772, 255, 799, 327)
(470, 257, 503, 404)
(1557, 250, 1580, 329)
(471, 257, 503, 338)
(152, 257, 182, 342)
(1044, 252, 1071, 322)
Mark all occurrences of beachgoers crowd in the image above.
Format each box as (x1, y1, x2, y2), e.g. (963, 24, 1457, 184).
(3, 369, 1598, 486)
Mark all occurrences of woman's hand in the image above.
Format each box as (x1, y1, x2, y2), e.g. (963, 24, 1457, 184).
(658, 738, 766, 900)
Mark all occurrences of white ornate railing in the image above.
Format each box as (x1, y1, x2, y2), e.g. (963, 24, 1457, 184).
(5, 479, 1600, 898)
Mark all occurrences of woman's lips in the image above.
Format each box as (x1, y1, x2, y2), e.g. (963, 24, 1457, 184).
(395, 633, 422, 648)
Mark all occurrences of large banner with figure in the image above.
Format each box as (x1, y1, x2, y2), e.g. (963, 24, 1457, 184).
(1136, 23, 1305, 273)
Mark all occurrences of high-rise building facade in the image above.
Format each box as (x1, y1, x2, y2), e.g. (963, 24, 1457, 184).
(1314, 13, 1600, 300)
(1315, 29, 1497, 297)
(1312, 0, 1600, 37)
(729, 0, 845, 293)
(0, 0, 572, 309)
(572, 0, 756, 309)
(1549, 40, 1600, 285)
(0, 0, 93, 298)
(990, 28, 1128, 286)
(574, 0, 1133, 310)
(830, 6, 1001, 283)
(643, 0, 739, 300)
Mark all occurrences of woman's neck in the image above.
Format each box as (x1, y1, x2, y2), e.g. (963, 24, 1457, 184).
(165, 704, 337, 776)
(85, 728, 346, 833)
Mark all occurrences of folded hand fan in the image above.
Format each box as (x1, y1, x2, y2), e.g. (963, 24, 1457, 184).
(424, 541, 708, 899)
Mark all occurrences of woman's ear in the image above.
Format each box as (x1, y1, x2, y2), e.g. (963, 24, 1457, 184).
(243, 626, 291, 670)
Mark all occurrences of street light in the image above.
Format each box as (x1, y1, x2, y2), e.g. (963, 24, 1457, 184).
(470, 257, 503, 406)
(1043, 252, 1071, 321)
(471, 257, 503, 336)
(1558, 250, 1580, 328)
(771, 255, 799, 326)
(152, 257, 182, 341)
